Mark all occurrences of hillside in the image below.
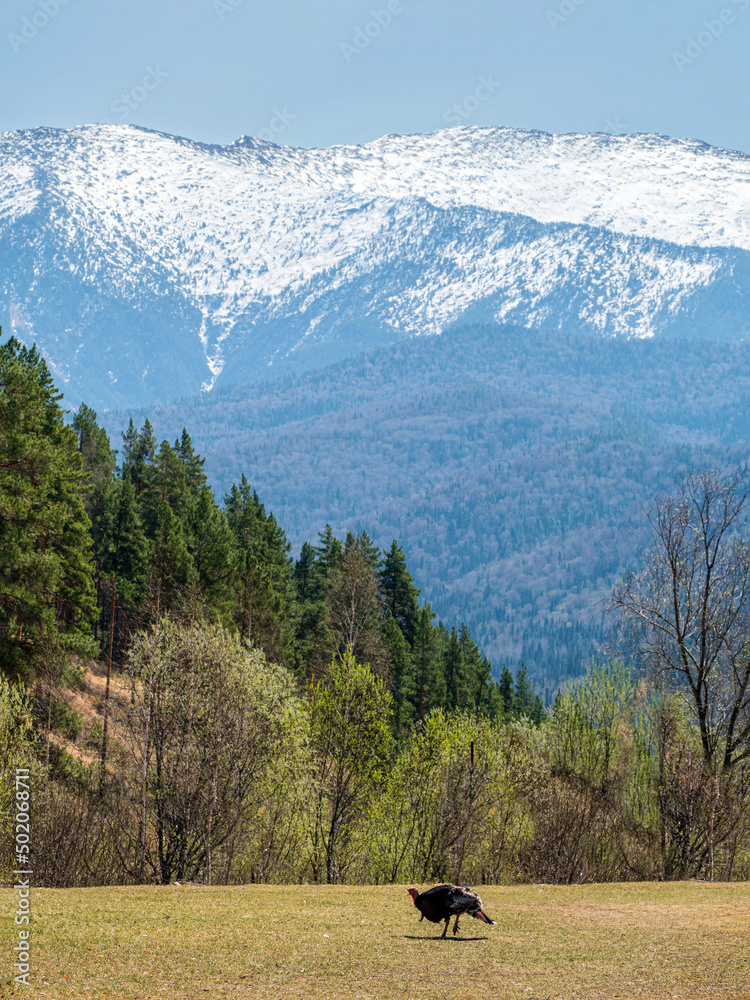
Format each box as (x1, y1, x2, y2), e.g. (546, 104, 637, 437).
(108, 323, 750, 695)
(2, 124, 750, 409)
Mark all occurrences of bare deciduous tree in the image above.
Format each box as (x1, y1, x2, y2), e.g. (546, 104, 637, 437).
(608, 470, 750, 771)
(325, 535, 387, 674)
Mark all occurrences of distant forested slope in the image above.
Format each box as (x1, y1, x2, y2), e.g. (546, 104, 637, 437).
(108, 324, 750, 697)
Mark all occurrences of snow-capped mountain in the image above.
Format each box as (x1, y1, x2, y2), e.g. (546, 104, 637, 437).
(1, 123, 749, 409)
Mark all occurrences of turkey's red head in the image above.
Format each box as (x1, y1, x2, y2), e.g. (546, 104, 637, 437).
(407, 887, 419, 906)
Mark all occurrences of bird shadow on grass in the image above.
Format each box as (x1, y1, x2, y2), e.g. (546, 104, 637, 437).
(402, 935, 489, 942)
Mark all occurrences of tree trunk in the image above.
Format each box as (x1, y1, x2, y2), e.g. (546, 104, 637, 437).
(100, 571, 117, 794)
(205, 762, 219, 886)
(46, 692, 52, 769)
(140, 661, 153, 881)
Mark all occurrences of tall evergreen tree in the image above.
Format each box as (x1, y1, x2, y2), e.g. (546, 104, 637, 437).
(513, 662, 545, 722)
(352, 530, 381, 575)
(224, 476, 297, 666)
(411, 604, 441, 723)
(474, 653, 503, 719)
(72, 403, 116, 490)
(149, 499, 194, 620)
(457, 623, 502, 717)
(379, 539, 420, 646)
(134, 438, 198, 619)
(383, 613, 416, 738)
(176, 428, 208, 497)
(0, 336, 95, 678)
(91, 474, 148, 787)
(186, 485, 236, 616)
(294, 541, 319, 603)
(444, 625, 473, 712)
(314, 524, 343, 581)
(120, 419, 157, 499)
(293, 541, 327, 677)
(499, 665, 515, 716)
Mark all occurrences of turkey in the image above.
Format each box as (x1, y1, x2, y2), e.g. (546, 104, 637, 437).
(407, 884, 496, 938)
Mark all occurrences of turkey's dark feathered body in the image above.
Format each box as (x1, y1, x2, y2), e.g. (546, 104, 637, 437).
(412, 884, 495, 937)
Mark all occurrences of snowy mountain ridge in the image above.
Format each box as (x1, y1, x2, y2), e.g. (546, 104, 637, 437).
(1, 123, 749, 408)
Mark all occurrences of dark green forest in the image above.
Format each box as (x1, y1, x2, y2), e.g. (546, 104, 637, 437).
(0, 334, 533, 729)
(110, 322, 750, 696)
(3, 329, 750, 890)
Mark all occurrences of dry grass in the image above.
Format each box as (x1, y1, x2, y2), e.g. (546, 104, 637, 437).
(66, 659, 131, 717)
(1, 882, 748, 1000)
(55, 659, 131, 723)
(47, 659, 133, 770)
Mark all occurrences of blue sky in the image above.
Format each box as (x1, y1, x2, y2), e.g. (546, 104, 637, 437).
(2, 0, 749, 152)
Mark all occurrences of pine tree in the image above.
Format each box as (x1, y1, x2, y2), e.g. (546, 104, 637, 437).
(149, 498, 194, 620)
(0, 336, 95, 678)
(136, 438, 197, 619)
(514, 663, 537, 719)
(144, 440, 189, 523)
(176, 428, 207, 497)
(383, 612, 416, 738)
(457, 623, 502, 717)
(411, 604, 440, 722)
(224, 476, 297, 666)
(474, 654, 503, 719)
(120, 419, 157, 499)
(294, 541, 319, 602)
(530, 693, 547, 725)
(444, 625, 473, 711)
(499, 665, 515, 717)
(379, 539, 420, 646)
(90, 474, 148, 787)
(72, 403, 116, 490)
(294, 541, 327, 677)
(120, 418, 138, 470)
(186, 485, 236, 616)
(353, 530, 381, 575)
(314, 524, 343, 580)
(432, 621, 451, 711)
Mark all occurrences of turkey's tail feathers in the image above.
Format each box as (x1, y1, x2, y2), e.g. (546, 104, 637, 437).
(472, 908, 496, 925)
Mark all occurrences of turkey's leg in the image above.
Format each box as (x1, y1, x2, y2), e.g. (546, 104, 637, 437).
(452, 915, 460, 936)
(440, 918, 449, 939)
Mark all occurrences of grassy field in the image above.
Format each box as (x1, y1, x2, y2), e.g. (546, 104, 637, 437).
(1, 883, 749, 999)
